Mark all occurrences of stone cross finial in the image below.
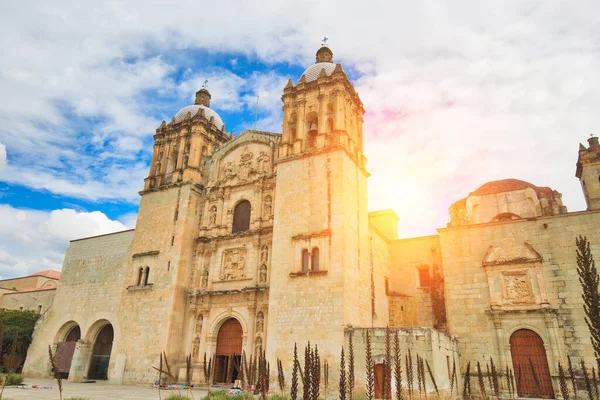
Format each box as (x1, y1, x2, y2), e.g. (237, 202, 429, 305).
(202, 79, 208, 88)
(322, 36, 329, 46)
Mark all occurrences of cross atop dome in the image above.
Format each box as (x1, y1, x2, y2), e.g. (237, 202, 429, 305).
(195, 84, 211, 107)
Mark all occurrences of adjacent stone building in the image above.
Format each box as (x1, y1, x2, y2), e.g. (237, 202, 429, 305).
(22, 45, 600, 399)
(0, 270, 60, 315)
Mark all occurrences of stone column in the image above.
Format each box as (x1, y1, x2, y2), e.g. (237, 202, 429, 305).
(69, 340, 93, 382)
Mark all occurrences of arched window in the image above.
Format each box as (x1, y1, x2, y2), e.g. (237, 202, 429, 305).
(302, 249, 309, 273)
(327, 118, 333, 133)
(166, 149, 178, 174)
(311, 248, 320, 271)
(290, 127, 297, 142)
(232, 200, 251, 233)
(136, 268, 144, 286)
(154, 162, 162, 176)
(143, 267, 150, 286)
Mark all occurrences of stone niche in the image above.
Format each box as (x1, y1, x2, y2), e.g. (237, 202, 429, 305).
(482, 239, 549, 310)
(220, 248, 248, 280)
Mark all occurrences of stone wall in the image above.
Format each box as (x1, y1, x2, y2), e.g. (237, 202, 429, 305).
(346, 327, 460, 396)
(0, 288, 56, 314)
(388, 235, 441, 327)
(23, 229, 134, 382)
(440, 209, 600, 396)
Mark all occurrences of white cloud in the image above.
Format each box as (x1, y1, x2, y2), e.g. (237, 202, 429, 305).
(0, 204, 129, 278)
(0, 142, 6, 170)
(0, 0, 598, 238)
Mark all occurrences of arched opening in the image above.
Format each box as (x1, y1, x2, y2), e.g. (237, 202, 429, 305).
(88, 324, 114, 380)
(214, 318, 243, 384)
(136, 268, 143, 286)
(327, 118, 333, 133)
(142, 267, 150, 286)
(232, 200, 251, 233)
(55, 323, 81, 379)
(510, 329, 554, 398)
(301, 249, 309, 273)
(306, 111, 318, 147)
(166, 149, 178, 174)
(374, 363, 385, 399)
(311, 248, 320, 271)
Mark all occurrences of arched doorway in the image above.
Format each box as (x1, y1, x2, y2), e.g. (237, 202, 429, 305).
(510, 329, 554, 398)
(214, 318, 243, 383)
(374, 363, 385, 399)
(55, 324, 80, 379)
(88, 324, 114, 380)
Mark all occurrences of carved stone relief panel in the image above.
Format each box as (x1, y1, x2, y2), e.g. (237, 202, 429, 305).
(220, 248, 247, 280)
(482, 240, 548, 310)
(501, 271, 534, 304)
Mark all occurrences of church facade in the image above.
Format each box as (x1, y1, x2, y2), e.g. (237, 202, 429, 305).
(22, 45, 600, 398)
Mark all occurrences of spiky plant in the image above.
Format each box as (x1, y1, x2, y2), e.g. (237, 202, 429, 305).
(277, 358, 286, 396)
(267, 359, 271, 393)
(477, 361, 487, 399)
(239, 352, 246, 390)
(291, 344, 299, 400)
(528, 358, 541, 395)
(348, 331, 355, 400)
(417, 353, 425, 397)
(227, 354, 234, 385)
(490, 358, 499, 399)
(385, 326, 392, 400)
(593, 367, 599, 400)
(516, 365, 522, 397)
(324, 360, 329, 397)
(509, 367, 515, 398)
(568, 355, 578, 397)
(366, 331, 374, 400)
(582, 359, 593, 400)
(420, 356, 427, 399)
(185, 354, 194, 400)
(505, 366, 512, 398)
(158, 352, 164, 400)
(577, 235, 600, 365)
(313, 345, 320, 400)
(203, 355, 213, 397)
(462, 362, 471, 400)
(48, 345, 63, 400)
(407, 349, 414, 399)
(558, 362, 569, 400)
(425, 360, 438, 397)
(394, 331, 403, 400)
(449, 359, 456, 397)
(304, 343, 312, 400)
(486, 363, 492, 397)
(340, 346, 347, 400)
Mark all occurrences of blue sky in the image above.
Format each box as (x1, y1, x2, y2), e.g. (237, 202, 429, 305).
(1, 0, 599, 278)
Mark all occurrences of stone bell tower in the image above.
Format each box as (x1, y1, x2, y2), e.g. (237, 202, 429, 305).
(576, 135, 600, 210)
(116, 88, 231, 378)
(267, 45, 371, 366)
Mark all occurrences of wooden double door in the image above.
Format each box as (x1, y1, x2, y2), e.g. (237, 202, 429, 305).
(214, 318, 243, 383)
(510, 329, 554, 398)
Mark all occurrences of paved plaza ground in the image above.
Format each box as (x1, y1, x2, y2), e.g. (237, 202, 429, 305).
(2, 378, 210, 400)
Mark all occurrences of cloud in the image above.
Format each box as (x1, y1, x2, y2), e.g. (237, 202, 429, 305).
(0, 0, 598, 239)
(0, 142, 6, 170)
(0, 204, 129, 279)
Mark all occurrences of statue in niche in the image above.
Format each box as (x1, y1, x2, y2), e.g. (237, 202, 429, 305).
(257, 152, 270, 173)
(263, 196, 272, 218)
(192, 337, 200, 358)
(259, 264, 267, 283)
(196, 314, 203, 334)
(222, 161, 235, 180)
(209, 206, 217, 226)
(237, 255, 246, 276)
(201, 269, 209, 288)
(223, 255, 235, 280)
(260, 245, 268, 263)
(256, 312, 264, 332)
